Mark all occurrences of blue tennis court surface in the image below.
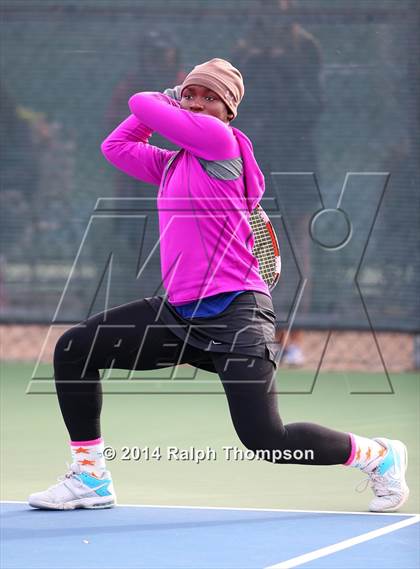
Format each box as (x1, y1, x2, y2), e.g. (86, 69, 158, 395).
(1, 502, 418, 568)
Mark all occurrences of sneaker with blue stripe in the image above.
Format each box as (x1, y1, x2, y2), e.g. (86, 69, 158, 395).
(28, 463, 116, 510)
(364, 438, 409, 512)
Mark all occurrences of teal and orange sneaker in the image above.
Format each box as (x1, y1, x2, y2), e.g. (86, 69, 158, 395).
(361, 438, 409, 512)
(28, 462, 116, 510)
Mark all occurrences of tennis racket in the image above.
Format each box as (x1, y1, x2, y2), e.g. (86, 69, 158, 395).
(249, 204, 281, 290)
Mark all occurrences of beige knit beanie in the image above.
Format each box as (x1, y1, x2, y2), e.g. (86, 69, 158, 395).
(181, 58, 244, 119)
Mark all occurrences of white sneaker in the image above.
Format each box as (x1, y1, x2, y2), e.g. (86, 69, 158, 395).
(28, 463, 116, 510)
(282, 345, 305, 366)
(360, 438, 409, 512)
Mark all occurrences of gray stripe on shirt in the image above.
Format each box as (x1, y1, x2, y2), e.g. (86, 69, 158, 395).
(197, 157, 243, 180)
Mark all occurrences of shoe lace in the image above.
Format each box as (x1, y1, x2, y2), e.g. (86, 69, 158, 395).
(50, 463, 80, 488)
(356, 470, 388, 497)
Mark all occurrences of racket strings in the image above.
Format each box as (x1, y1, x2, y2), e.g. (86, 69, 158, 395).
(249, 208, 279, 287)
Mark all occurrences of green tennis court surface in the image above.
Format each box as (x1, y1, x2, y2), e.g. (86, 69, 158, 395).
(1, 362, 419, 513)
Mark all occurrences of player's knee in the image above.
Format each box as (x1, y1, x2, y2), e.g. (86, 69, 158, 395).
(234, 423, 287, 454)
(240, 436, 264, 454)
(53, 325, 89, 366)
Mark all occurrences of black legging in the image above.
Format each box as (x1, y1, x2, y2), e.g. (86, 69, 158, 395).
(54, 298, 351, 465)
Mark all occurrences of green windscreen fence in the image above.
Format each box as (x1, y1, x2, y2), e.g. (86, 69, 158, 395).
(1, 0, 419, 331)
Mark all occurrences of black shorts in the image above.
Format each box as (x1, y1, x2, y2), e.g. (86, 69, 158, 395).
(144, 291, 279, 373)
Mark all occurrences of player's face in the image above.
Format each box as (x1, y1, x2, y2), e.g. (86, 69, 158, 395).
(180, 84, 232, 124)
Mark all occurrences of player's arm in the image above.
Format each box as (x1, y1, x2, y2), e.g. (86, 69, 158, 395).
(128, 91, 238, 161)
(101, 114, 174, 186)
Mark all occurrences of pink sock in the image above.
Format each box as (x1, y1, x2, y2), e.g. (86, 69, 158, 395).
(70, 437, 106, 477)
(344, 433, 387, 472)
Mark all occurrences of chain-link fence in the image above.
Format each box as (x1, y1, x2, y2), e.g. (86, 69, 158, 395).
(1, 1, 419, 367)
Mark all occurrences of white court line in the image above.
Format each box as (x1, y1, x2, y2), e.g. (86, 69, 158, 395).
(1, 500, 418, 517)
(265, 515, 420, 569)
(119, 504, 419, 517)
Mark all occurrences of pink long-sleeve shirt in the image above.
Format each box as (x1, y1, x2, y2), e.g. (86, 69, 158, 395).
(101, 92, 270, 305)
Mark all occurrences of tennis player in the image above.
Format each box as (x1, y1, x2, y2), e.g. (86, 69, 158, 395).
(29, 59, 409, 512)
